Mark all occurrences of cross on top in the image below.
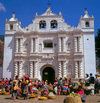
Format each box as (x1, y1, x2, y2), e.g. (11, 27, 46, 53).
(48, 0, 51, 8)
(84, 8, 87, 11)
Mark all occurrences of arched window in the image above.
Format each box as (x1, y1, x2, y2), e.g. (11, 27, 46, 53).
(39, 20, 46, 29)
(85, 21, 89, 27)
(51, 20, 58, 29)
(10, 24, 13, 30)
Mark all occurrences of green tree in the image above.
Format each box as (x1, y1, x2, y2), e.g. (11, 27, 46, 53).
(95, 29, 100, 58)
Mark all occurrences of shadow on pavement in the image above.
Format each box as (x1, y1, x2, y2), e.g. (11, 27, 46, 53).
(5, 97, 12, 100)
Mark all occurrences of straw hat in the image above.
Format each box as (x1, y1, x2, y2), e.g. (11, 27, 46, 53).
(13, 80, 17, 83)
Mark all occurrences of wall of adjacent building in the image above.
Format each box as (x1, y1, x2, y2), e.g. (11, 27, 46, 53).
(3, 36, 14, 78)
(83, 34, 96, 76)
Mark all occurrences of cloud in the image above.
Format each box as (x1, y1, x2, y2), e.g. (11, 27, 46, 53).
(0, 3, 6, 12)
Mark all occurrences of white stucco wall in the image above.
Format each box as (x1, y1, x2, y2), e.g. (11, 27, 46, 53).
(83, 34, 96, 76)
(3, 36, 14, 78)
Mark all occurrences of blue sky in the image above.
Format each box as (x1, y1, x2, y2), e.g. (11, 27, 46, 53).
(0, 0, 100, 36)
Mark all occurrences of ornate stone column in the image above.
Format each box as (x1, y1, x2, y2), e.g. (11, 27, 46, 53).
(74, 37, 77, 52)
(19, 61, 23, 78)
(30, 61, 33, 79)
(15, 38, 18, 53)
(63, 37, 66, 52)
(58, 38, 61, 52)
(79, 37, 81, 52)
(20, 38, 23, 53)
(63, 61, 67, 78)
(75, 61, 78, 78)
(79, 61, 84, 78)
(58, 61, 62, 78)
(35, 38, 39, 53)
(33, 38, 35, 52)
(14, 61, 18, 77)
(31, 38, 33, 53)
(34, 61, 38, 78)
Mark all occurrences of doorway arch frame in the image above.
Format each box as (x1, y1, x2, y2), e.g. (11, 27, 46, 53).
(40, 64, 56, 80)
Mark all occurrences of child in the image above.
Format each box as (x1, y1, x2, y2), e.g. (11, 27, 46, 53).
(17, 84, 22, 99)
(62, 83, 69, 95)
(12, 80, 19, 100)
(41, 87, 48, 97)
(57, 84, 61, 95)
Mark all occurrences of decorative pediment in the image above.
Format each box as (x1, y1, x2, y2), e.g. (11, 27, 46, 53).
(40, 7, 58, 17)
(16, 7, 82, 33)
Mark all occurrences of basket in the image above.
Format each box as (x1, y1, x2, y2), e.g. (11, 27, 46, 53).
(64, 96, 82, 103)
(36, 91, 41, 95)
(39, 96, 48, 100)
(48, 96, 57, 99)
(5, 92, 10, 95)
(29, 94, 37, 99)
(1, 91, 6, 95)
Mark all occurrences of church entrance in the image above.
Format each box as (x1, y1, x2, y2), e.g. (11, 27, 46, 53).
(42, 67, 55, 84)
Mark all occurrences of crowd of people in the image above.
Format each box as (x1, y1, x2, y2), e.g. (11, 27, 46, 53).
(0, 73, 100, 101)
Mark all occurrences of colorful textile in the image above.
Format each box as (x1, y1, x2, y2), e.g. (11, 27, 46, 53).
(62, 86, 68, 90)
(77, 89, 84, 95)
(23, 85, 28, 94)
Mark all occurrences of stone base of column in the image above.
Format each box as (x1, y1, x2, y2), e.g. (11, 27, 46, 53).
(30, 61, 33, 79)
(79, 61, 84, 78)
(63, 61, 67, 78)
(19, 62, 22, 79)
(14, 62, 17, 78)
(34, 61, 38, 79)
(58, 61, 62, 78)
(75, 61, 78, 79)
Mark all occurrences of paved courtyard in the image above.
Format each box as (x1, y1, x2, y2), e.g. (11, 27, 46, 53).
(0, 95, 100, 103)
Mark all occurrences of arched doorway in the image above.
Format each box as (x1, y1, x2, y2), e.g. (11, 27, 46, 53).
(42, 67, 55, 84)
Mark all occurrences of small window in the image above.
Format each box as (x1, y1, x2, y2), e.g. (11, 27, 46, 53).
(85, 22, 89, 27)
(51, 20, 58, 29)
(44, 40, 53, 48)
(39, 20, 46, 29)
(10, 24, 13, 30)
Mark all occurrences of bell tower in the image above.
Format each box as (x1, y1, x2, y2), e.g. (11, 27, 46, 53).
(3, 12, 21, 78)
(78, 10, 96, 76)
(78, 10, 94, 29)
(5, 12, 21, 34)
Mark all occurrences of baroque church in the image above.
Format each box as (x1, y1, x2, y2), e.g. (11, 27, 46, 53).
(3, 7, 96, 82)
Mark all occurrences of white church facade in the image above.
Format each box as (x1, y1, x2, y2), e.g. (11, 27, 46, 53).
(3, 7, 96, 82)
